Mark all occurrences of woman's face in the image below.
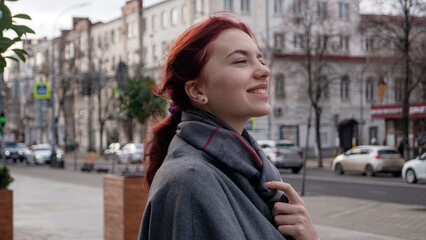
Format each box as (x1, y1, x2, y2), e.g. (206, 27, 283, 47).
(200, 28, 271, 131)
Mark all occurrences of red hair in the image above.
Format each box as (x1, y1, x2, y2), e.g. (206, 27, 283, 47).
(144, 15, 255, 187)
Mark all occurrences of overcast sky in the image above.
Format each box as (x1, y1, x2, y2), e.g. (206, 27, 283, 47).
(7, 0, 377, 39)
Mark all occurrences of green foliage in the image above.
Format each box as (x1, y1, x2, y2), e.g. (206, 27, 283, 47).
(0, 165, 13, 189)
(119, 76, 167, 124)
(0, 0, 35, 73)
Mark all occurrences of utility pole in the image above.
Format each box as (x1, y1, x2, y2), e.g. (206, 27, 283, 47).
(0, 73, 5, 165)
(265, 0, 272, 140)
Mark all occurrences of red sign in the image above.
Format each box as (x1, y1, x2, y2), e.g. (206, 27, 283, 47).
(371, 103, 426, 119)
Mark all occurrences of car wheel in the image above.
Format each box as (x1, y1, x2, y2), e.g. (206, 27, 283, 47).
(291, 167, 302, 174)
(405, 169, 417, 184)
(365, 165, 375, 177)
(13, 158, 17, 163)
(335, 163, 344, 175)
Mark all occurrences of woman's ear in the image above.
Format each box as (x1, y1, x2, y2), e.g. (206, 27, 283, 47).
(185, 80, 208, 104)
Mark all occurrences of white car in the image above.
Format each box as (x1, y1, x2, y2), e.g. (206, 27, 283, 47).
(402, 153, 426, 183)
(26, 144, 65, 167)
(257, 140, 303, 174)
(332, 145, 404, 177)
(116, 143, 144, 163)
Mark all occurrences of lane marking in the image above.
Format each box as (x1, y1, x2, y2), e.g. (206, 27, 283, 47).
(281, 173, 426, 189)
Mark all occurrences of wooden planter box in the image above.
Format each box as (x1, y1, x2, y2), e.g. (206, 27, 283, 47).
(0, 189, 13, 240)
(104, 174, 148, 240)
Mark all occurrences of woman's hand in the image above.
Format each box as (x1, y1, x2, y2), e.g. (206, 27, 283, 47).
(265, 181, 318, 240)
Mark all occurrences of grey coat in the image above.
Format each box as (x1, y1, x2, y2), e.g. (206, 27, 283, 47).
(139, 136, 287, 240)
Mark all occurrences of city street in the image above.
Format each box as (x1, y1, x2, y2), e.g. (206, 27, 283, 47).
(280, 168, 426, 206)
(5, 155, 426, 240)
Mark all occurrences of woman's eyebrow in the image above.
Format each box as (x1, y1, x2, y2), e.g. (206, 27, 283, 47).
(225, 49, 263, 59)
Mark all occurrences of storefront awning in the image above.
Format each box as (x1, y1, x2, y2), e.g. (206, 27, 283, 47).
(371, 103, 426, 119)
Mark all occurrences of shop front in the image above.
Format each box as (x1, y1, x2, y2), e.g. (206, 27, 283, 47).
(371, 103, 426, 158)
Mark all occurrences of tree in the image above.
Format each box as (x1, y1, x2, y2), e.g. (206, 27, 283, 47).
(280, 0, 347, 167)
(119, 76, 167, 130)
(364, 0, 426, 161)
(0, 0, 34, 73)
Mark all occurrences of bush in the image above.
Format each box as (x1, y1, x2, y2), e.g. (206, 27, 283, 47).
(0, 166, 14, 189)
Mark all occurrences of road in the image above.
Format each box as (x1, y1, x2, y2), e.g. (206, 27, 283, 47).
(279, 168, 426, 206)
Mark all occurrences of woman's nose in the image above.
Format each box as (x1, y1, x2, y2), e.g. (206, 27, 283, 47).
(254, 62, 270, 80)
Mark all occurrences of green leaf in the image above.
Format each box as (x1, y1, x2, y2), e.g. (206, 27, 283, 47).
(0, 57, 6, 73)
(0, 37, 16, 53)
(5, 56, 19, 62)
(11, 49, 26, 61)
(5, 0, 19, 2)
(10, 24, 35, 37)
(13, 14, 31, 20)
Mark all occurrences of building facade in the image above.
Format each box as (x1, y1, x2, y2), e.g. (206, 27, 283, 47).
(4, 0, 424, 156)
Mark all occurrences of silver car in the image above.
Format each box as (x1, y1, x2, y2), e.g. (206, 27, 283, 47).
(27, 144, 65, 167)
(332, 145, 404, 177)
(116, 143, 144, 164)
(258, 140, 303, 174)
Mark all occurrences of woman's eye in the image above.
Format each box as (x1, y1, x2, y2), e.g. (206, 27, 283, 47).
(234, 60, 247, 64)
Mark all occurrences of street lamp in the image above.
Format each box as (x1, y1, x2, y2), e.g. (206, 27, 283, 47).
(50, 2, 91, 167)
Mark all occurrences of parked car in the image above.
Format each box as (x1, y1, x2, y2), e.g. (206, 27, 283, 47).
(1, 140, 18, 162)
(17, 143, 30, 163)
(103, 143, 121, 160)
(116, 143, 144, 163)
(257, 139, 303, 173)
(26, 144, 65, 167)
(402, 152, 426, 183)
(332, 145, 404, 177)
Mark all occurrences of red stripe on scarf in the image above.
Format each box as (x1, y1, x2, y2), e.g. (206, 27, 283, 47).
(202, 127, 220, 150)
(228, 131, 263, 169)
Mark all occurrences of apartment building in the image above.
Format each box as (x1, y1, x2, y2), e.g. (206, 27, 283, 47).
(6, 0, 424, 156)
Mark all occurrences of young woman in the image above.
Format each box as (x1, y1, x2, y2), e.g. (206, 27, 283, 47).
(139, 15, 318, 240)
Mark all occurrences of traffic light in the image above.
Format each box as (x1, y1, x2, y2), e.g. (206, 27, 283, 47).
(0, 112, 5, 128)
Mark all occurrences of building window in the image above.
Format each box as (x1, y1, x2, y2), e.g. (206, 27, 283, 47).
(275, 73, 285, 98)
(362, 35, 374, 52)
(171, 8, 178, 25)
(339, 2, 350, 20)
(224, 0, 233, 11)
(294, 0, 304, 17)
(317, 34, 328, 50)
(274, 33, 285, 51)
(369, 127, 378, 144)
(395, 78, 403, 102)
(340, 35, 350, 51)
(340, 75, 350, 99)
(182, 5, 187, 22)
(152, 44, 157, 61)
(161, 41, 168, 55)
(193, 0, 203, 14)
(141, 18, 146, 33)
(111, 30, 115, 44)
(294, 34, 304, 49)
(161, 11, 167, 28)
(366, 77, 374, 102)
(151, 14, 157, 31)
(319, 75, 329, 98)
(274, 0, 283, 14)
(317, 2, 327, 18)
(127, 22, 136, 39)
(241, 0, 250, 13)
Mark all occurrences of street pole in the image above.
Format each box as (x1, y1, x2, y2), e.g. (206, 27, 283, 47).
(0, 73, 5, 165)
(266, 0, 272, 140)
(50, 2, 91, 167)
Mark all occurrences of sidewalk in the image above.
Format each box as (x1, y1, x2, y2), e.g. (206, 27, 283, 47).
(8, 160, 426, 240)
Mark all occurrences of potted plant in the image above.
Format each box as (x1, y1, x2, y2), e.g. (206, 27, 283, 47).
(0, 165, 14, 240)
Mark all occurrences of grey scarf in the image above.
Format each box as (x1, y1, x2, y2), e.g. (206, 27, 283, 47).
(176, 109, 288, 208)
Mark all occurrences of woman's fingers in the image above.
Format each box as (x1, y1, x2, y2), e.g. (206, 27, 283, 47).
(272, 202, 307, 217)
(265, 181, 303, 204)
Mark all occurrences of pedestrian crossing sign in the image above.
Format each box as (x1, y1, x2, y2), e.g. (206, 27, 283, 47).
(34, 82, 50, 99)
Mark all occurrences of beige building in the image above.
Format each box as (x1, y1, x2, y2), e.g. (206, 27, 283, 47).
(5, 0, 424, 156)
